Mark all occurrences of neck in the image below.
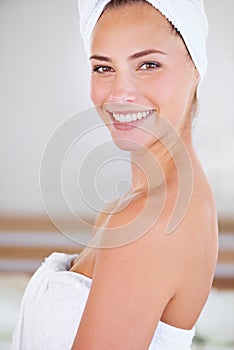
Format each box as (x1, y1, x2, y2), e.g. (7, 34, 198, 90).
(130, 119, 194, 194)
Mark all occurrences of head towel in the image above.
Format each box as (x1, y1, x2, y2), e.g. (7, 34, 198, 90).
(78, 0, 208, 80)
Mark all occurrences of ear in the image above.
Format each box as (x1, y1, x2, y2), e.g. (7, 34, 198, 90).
(194, 67, 200, 84)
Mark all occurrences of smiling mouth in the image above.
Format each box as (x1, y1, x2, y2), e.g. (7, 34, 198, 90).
(108, 109, 154, 123)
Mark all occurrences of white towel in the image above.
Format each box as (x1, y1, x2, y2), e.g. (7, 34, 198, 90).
(11, 252, 195, 349)
(78, 0, 208, 80)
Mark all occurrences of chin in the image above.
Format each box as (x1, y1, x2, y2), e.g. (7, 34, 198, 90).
(112, 137, 142, 151)
(110, 130, 157, 153)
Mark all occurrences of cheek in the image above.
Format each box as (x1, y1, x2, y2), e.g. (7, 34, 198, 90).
(90, 79, 110, 124)
(142, 72, 194, 125)
(90, 78, 110, 106)
(90, 79, 100, 105)
(139, 76, 169, 112)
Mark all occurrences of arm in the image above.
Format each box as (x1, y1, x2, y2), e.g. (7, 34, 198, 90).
(72, 203, 180, 349)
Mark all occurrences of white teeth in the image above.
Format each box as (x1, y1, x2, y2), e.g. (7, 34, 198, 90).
(114, 114, 121, 121)
(137, 112, 143, 120)
(125, 114, 132, 122)
(119, 114, 125, 122)
(112, 110, 151, 123)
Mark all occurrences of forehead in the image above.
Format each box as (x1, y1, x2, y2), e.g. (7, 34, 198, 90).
(90, 3, 176, 54)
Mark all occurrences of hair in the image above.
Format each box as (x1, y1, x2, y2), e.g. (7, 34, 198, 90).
(102, 0, 199, 119)
(104, 0, 144, 6)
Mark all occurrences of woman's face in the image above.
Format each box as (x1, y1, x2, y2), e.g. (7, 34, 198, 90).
(90, 2, 199, 151)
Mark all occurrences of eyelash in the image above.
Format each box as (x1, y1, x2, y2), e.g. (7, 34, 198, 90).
(92, 61, 161, 74)
(93, 66, 113, 74)
(139, 62, 161, 70)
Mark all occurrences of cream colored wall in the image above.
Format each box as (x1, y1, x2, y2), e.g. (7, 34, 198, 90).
(0, 0, 92, 216)
(0, 0, 233, 218)
(195, 0, 234, 217)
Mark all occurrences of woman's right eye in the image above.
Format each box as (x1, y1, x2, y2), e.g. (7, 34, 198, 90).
(93, 66, 114, 74)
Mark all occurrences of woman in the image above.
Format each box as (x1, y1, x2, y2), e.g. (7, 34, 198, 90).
(12, 1, 218, 349)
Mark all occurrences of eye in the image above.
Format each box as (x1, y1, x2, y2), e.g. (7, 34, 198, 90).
(139, 62, 161, 71)
(93, 65, 114, 74)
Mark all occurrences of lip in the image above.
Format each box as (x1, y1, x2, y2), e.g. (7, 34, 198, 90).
(106, 109, 155, 130)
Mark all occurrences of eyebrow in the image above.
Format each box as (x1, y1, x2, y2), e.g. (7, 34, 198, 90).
(89, 49, 166, 62)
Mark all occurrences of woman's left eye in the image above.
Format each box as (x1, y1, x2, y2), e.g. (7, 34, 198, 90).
(139, 62, 160, 71)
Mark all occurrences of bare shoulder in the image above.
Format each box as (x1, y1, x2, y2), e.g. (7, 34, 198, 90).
(72, 165, 219, 349)
(75, 194, 183, 348)
(92, 165, 219, 328)
(94, 191, 185, 300)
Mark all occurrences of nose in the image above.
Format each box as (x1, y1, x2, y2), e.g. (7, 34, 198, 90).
(108, 72, 139, 104)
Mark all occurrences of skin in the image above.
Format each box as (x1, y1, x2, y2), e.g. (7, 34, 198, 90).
(71, 3, 218, 349)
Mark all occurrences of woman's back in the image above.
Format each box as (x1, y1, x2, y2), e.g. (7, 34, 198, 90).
(71, 154, 218, 331)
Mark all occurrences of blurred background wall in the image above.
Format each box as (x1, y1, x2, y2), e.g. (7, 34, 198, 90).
(0, 0, 234, 220)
